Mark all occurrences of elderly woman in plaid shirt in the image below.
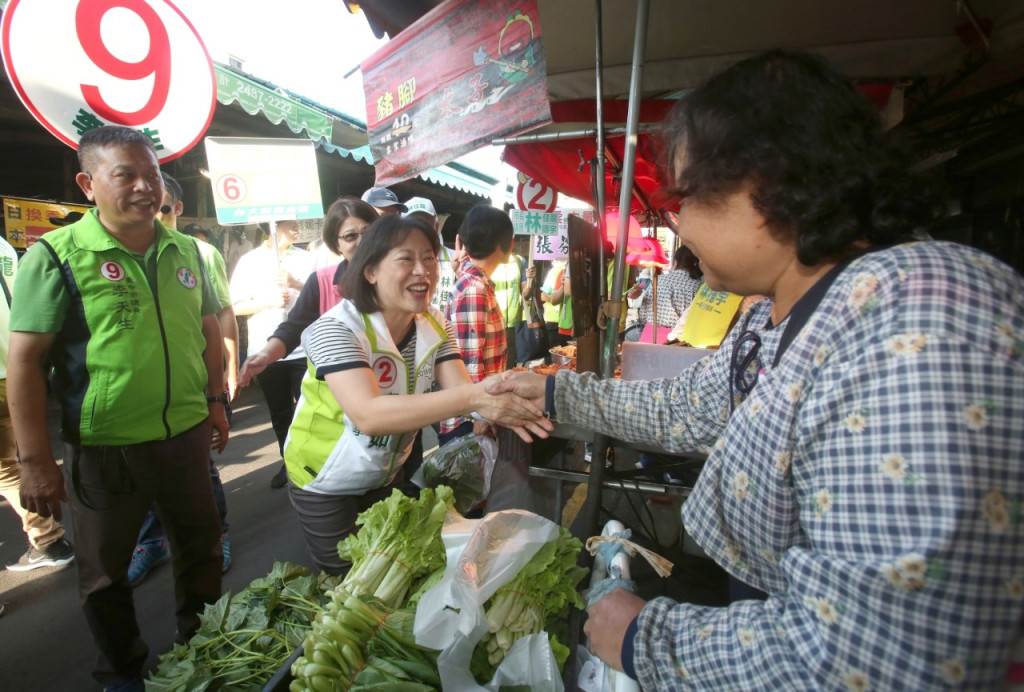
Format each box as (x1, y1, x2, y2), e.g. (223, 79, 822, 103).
(493, 50, 1024, 689)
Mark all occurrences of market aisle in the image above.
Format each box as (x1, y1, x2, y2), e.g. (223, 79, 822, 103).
(0, 385, 312, 691)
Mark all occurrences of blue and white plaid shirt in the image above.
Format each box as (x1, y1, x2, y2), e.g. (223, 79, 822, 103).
(556, 242, 1024, 689)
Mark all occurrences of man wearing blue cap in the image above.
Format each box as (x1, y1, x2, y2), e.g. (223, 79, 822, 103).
(360, 187, 407, 216)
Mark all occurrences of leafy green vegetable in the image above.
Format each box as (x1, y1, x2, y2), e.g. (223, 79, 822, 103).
(338, 486, 455, 608)
(290, 588, 440, 691)
(419, 435, 491, 514)
(147, 562, 333, 692)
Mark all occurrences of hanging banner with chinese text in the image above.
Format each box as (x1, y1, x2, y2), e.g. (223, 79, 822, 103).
(360, 0, 551, 187)
(3, 197, 92, 249)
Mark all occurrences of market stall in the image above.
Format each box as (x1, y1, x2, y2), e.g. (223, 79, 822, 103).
(345, 0, 1024, 544)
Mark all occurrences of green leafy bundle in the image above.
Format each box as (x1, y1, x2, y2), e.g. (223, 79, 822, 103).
(419, 435, 491, 514)
(147, 562, 333, 692)
(472, 527, 589, 681)
(338, 486, 455, 608)
(290, 587, 439, 691)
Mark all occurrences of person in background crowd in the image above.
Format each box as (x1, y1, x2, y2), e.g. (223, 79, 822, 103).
(8, 126, 228, 691)
(440, 205, 515, 444)
(403, 196, 458, 315)
(490, 50, 1024, 690)
(230, 220, 313, 489)
(549, 262, 573, 346)
(282, 214, 550, 574)
(361, 186, 407, 216)
(492, 251, 536, 367)
(238, 196, 378, 391)
(625, 245, 702, 342)
(0, 235, 75, 582)
(124, 173, 236, 587)
(539, 259, 566, 355)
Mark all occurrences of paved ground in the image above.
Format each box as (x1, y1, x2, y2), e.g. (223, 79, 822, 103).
(0, 386, 313, 691)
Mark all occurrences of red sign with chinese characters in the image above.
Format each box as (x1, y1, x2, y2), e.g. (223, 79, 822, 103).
(360, 0, 551, 186)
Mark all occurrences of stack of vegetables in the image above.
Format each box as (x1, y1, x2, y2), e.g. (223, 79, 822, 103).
(290, 487, 455, 691)
(337, 486, 454, 607)
(151, 487, 589, 691)
(147, 562, 332, 691)
(290, 587, 440, 691)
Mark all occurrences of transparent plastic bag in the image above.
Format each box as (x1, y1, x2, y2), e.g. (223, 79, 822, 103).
(414, 510, 564, 692)
(412, 433, 497, 514)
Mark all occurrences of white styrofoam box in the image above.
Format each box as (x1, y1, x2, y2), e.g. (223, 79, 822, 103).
(620, 342, 713, 381)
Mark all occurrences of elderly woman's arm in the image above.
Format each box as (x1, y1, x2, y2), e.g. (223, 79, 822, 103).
(625, 330, 1024, 690)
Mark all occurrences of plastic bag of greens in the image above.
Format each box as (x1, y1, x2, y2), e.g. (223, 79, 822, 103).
(413, 434, 497, 514)
(413, 510, 564, 692)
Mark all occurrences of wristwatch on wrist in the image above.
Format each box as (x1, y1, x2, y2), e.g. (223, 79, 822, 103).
(206, 392, 229, 405)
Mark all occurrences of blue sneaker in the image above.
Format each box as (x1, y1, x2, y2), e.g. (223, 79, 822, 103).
(103, 678, 144, 692)
(221, 533, 232, 573)
(127, 540, 170, 587)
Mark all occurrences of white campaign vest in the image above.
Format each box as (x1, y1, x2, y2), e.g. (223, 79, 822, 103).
(283, 300, 448, 494)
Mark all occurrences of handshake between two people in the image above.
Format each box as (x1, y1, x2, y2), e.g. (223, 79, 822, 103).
(475, 370, 552, 442)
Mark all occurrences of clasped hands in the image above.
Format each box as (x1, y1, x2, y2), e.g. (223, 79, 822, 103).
(474, 370, 552, 442)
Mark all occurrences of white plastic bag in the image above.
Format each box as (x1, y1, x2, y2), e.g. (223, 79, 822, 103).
(413, 434, 497, 514)
(414, 509, 565, 691)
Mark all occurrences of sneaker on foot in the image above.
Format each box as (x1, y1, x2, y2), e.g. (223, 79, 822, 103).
(6, 536, 75, 572)
(220, 533, 232, 573)
(127, 540, 170, 587)
(270, 464, 288, 489)
(103, 678, 144, 692)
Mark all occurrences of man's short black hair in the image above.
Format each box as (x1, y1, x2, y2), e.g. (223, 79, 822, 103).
(161, 172, 183, 204)
(77, 125, 156, 174)
(457, 205, 513, 259)
(343, 214, 441, 314)
(664, 50, 941, 265)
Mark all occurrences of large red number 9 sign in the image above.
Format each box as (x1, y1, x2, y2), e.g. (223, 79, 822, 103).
(75, 0, 171, 126)
(1, 0, 216, 162)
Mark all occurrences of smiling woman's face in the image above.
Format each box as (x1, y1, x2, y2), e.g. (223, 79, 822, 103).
(363, 228, 439, 316)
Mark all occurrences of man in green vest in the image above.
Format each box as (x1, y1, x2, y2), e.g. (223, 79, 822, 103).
(7, 126, 229, 692)
(492, 252, 536, 366)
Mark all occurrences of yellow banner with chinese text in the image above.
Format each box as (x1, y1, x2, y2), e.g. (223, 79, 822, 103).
(2, 197, 92, 249)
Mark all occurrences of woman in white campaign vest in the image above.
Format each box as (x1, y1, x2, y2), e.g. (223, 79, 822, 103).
(283, 214, 551, 574)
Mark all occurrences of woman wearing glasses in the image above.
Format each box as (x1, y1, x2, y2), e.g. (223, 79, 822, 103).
(494, 50, 1024, 689)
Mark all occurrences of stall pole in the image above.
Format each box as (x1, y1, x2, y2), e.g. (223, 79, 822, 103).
(594, 0, 608, 308)
(582, 0, 651, 542)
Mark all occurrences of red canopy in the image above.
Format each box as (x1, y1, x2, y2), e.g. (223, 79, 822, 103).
(502, 99, 677, 220)
(502, 87, 894, 219)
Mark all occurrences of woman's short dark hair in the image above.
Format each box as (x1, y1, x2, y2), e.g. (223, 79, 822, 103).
(663, 50, 941, 265)
(343, 214, 441, 314)
(322, 196, 378, 255)
(673, 245, 702, 280)
(457, 205, 513, 259)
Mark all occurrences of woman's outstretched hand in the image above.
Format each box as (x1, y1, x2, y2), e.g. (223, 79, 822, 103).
(472, 375, 553, 442)
(484, 370, 548, 411)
